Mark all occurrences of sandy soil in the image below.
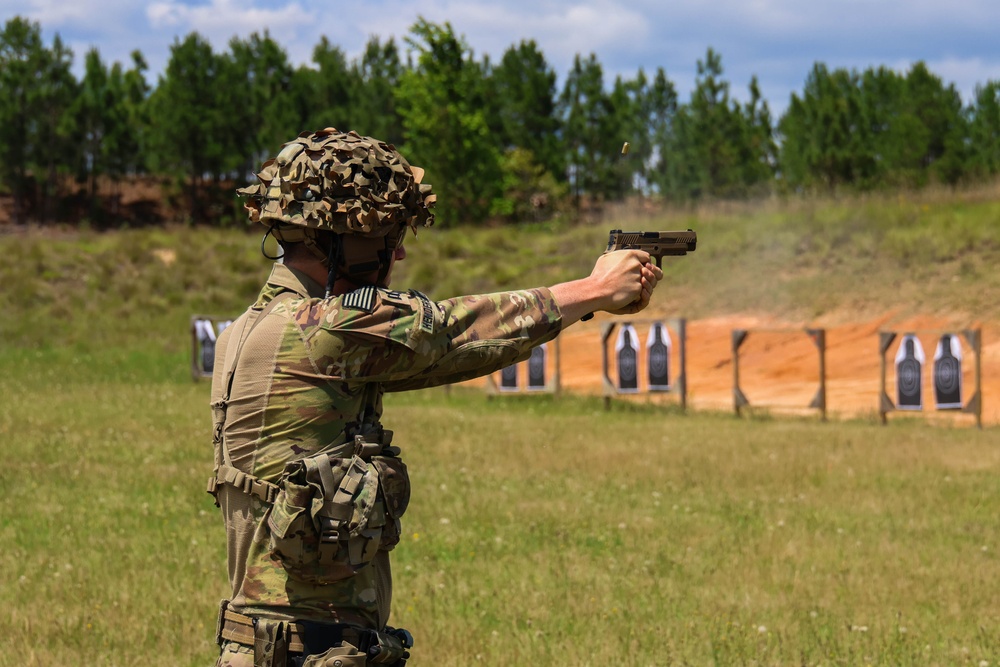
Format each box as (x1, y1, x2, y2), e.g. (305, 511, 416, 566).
(473, 311, 999, 427)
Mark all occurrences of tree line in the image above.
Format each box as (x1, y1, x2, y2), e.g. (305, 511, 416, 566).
(2, 15, 999, 227)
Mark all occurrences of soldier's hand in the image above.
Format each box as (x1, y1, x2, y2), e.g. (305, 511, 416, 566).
(548, 250, 663, 324)
(590, 250, 663, 315)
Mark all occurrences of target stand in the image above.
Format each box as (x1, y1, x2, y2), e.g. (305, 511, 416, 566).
(731, 328, 827, 420)
(878, 329, 982, 428)
(600, 318, 688, 411)
(190, 314, 235, 380)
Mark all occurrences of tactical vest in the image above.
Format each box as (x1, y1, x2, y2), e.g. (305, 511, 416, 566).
(206, 292, 412, 665)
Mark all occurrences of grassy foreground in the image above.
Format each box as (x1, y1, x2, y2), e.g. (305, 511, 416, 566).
(0, 347, 997, 666)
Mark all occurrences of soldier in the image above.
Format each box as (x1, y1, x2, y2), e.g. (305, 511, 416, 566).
(208, 128, 661, 666)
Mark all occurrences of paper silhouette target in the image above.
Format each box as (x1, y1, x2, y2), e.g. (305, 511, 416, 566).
(500, 363, 518, 391)
(195, 319, 218, 373)
(894, 335, 925, 410)
(933, 334, 963, 409)
(616, 324, 640, 393)
(527, 344, 547, 390)
(646, 322, 672, 391)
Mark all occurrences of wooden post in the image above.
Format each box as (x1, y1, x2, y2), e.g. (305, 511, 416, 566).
(678, 318, 688, 412)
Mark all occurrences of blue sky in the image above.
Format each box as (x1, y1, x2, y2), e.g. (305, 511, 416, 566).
(4, 0, 1000, 117)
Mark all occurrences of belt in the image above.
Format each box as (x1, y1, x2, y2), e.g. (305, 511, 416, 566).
(218, 607, 365, 654)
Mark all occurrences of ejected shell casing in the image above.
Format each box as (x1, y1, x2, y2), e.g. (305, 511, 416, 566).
(621, 142, 630, 155)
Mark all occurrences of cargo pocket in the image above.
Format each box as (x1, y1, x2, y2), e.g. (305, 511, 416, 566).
(266, 479, 316, 571)
(371, 455, 410, 552)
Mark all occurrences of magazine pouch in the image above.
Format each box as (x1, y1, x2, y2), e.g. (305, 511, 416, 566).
(267, 444, 384, 584)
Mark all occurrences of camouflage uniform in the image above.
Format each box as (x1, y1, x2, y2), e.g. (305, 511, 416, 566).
(210, 260, 563, 665)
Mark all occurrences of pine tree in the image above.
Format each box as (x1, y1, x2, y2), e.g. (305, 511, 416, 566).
(559, 53, 614, 202)
(29, 33, 78, 223)
(118, 51, 151, 178)
(902, 62, 968, 184)
(306, 37, 358, 132)
(779, 64, 870, 190)
(739, 76, 777, 192)
(492, 40, 562, 181)
(146, 32, 227, 220)
(0, 17, 48, 222)
(75, 48, 111, 200)
(223, 31, 297, 177)
(351, 36, 404, 147)
(647, 68, 681, 198)
(396, 18, 500, 224)
(967, 81, 1000, 178)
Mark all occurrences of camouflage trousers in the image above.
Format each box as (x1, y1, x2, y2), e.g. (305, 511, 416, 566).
(216, 640, 369, 666)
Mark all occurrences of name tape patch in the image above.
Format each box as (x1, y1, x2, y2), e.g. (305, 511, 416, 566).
(410, 289, 435, 333)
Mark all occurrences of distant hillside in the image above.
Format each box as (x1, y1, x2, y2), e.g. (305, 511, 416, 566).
(397, 185, 1000, 325)
(2, 184, 999, 353)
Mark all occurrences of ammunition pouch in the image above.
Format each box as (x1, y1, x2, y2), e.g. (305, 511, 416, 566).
(266, 435, 410, 585)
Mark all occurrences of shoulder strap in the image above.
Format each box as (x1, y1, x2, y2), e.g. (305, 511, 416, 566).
(222, 291, 294, 403)
(208, 291, 294, 504)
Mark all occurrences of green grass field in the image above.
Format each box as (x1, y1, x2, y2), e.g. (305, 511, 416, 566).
(1, 349, 997, 666)
(1, 188, 999, 665)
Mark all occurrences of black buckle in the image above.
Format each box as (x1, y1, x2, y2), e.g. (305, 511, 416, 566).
(364, 626, 413, 665)
(390, 627, 414, 649)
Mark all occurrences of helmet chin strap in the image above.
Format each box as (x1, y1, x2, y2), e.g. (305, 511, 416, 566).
(376, 236, 394, 286)
(260, 224, 284, 261)
(324, 235, 343, 299)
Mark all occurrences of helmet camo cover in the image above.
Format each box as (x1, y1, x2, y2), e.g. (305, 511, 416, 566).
(238, 128, 435, 241)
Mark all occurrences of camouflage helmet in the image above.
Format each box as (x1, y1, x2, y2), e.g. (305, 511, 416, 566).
(238, 128, 436, 246)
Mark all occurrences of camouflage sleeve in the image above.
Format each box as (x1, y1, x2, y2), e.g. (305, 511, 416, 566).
(292, 287, 563, 390)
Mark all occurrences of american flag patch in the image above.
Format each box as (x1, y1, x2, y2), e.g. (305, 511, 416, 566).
(342, 286, 378, 313)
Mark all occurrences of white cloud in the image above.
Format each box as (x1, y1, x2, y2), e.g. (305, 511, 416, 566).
(541, 2, 649, 66)
(16, 0, 92, 24)
(1, 0, 144, 34)
(147, 0, 305, 43)
(2, 0, 999, 116)
(343, 0, 646, 72)
(146, 1, 185, 28)
(927, 56, 1000, 103)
